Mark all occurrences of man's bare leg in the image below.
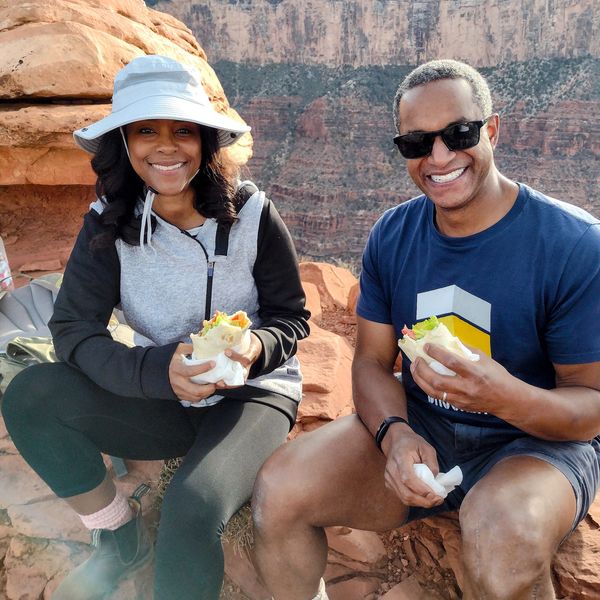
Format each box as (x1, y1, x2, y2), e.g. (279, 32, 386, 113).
(460, 456, 577, 600)
(252, 415, 410, 600)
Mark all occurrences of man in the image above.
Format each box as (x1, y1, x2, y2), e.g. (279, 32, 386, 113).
(251, 59, 600, 600)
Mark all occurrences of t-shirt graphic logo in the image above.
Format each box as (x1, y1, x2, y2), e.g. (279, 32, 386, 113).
(416, 285, 491, 356)
(416, 285, 491, 415)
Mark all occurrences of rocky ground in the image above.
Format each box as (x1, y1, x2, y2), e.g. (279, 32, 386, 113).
(1, 262, 599, 600)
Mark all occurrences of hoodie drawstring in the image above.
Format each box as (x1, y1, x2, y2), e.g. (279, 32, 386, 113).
(140, 187, 156, 252)
(120, 127, 155, 252)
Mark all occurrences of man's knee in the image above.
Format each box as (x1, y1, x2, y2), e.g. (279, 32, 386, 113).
(252, 443, 309, 533)
(460, 486, 552, 596)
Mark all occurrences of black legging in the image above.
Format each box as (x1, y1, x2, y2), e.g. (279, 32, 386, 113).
(1, 362, 291, 600)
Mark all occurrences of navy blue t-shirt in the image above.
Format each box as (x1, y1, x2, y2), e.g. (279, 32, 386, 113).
(357, 184, 600, 428)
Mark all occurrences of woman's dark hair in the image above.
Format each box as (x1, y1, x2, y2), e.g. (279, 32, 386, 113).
(90, 125, 242, 247)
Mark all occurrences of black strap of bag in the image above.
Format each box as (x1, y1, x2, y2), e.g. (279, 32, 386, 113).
(214, 182, 258, 257)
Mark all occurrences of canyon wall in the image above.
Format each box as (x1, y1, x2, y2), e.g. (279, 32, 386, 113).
(152, 0, 599, 270)
(213, 57, 599, 267)
(1, 1, 598, 274)
(156, 0, 599, 67)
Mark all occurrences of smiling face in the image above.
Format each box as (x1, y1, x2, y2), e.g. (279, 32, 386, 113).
(398, 78, 499, 215)
(124, 119, 202, 205)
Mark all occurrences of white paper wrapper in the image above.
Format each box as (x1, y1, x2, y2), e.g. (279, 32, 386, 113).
(413, 464, 463, 499)
(440, 338, 480, 375)
(183, 353, 245, 386)
(183, 330, 251, 386)
(429, 355, 480, 376)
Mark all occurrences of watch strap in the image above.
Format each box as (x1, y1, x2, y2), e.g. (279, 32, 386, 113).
(374, 416, 409, 451)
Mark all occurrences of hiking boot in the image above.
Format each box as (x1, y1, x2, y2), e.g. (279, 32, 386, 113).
(52, 484, 153, 600)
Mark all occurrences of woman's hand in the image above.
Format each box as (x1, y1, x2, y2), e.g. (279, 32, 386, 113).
(169, 343, 219, 402)
(217, 332, 263, 389)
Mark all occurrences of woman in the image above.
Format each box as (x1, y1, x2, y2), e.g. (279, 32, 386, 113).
(1, 55, 310, 600)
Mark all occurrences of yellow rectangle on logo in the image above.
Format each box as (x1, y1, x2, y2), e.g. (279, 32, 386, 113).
(439, 315, 491, 356)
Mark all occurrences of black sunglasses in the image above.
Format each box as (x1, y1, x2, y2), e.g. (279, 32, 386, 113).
(393, 117, 491, 159)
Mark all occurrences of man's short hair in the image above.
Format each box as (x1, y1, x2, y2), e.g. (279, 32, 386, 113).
(393, 59, 493, 132)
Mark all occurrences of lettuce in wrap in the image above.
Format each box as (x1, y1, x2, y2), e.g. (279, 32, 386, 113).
(190, 310, 251, 360)
(398, 316, 479, 375)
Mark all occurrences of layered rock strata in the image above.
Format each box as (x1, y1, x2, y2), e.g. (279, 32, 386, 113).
(157, 0, 599, 67)
(210, 58, 599, 268)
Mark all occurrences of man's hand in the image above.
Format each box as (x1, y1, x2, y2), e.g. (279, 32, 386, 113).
(169, 343, 220, 402)
(381, 422, 445, 508)
(217, 332, 263, 389)
(410, 343, 514, 415)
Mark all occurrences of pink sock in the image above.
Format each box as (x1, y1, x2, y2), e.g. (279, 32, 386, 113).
(79, 491, 133, 531)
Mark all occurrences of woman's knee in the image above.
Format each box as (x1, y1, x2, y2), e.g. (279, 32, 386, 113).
(1, 363, 59, 426)
(160, 473, 234, 541)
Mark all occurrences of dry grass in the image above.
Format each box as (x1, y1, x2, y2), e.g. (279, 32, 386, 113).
(154, 458, 255, 555)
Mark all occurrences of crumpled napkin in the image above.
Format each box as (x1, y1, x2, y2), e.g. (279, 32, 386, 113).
(182, 351, 245, 386)
(413, 464, 463, 499)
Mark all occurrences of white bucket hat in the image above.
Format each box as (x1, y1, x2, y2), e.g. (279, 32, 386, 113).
(73, 55, 250, 153)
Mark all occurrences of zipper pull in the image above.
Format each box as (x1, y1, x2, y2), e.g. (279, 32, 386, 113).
(205, 261, 215, 322)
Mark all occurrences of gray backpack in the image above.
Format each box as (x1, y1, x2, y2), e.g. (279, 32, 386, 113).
(0, 274, 143, 478)
(0, 274, 61, 394)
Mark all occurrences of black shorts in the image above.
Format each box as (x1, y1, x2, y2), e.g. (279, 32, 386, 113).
(406, 400, 600, 531)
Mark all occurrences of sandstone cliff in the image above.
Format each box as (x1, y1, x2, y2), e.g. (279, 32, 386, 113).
(156, 0, 599, 67)
(0, 0, 251, 275)
(150, 0, 600, 269)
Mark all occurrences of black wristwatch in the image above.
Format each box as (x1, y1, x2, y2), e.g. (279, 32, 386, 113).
(374, 416, 410, 451)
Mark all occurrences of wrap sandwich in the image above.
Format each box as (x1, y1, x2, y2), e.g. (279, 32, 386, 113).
(182, 310, 253, 394)
(398, 316, 479, 375)
(190, 310, 251, 360)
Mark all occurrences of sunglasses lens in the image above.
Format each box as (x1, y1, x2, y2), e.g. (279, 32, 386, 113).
(443, 122, 481, 151)
(394, 133, 434, 159)
(394, 120, 486, 158)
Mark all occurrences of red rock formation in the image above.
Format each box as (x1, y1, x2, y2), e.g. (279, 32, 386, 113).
(299, 261, 358, 311)
(294, 321, 354, 434)
(0, 0, 251, 275)
(0, 0, 252, 183)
